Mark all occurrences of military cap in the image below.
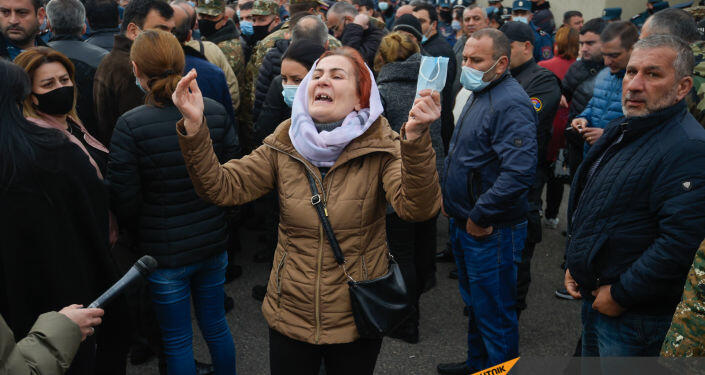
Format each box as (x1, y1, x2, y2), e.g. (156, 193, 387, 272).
(437, 0, 452, 8)
(500, 6, 512, 20)
(196, 0, 225, 16)
(653, 1, 670, 12)
(289, 0, 329, 8)
(602, 7, 622, 21)
(672, 1, 693, 9)
(512, 0, 531, 11)
(251, 0, 278, 15)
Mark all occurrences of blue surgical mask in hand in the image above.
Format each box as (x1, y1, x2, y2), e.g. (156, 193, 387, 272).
(282, 84, 298, 107)
(415, 55, 449, 98)
(460, 58, 501, 92)
(240, 20, 254, 36)
(451, 20, 461, 31)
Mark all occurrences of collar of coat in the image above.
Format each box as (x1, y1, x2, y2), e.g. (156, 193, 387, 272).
(263, 115, 399, 171)
(113, 34, 133, 53)
(619, 99, 688, 140)
(205, 20, 240, 44)
(510, 58, 537, 77)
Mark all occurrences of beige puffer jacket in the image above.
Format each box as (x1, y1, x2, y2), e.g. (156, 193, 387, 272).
(178, 116, 441, 344)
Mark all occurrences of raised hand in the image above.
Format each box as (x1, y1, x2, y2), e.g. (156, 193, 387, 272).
(405, 89, 442, 141)
(172, 69, 204, 135)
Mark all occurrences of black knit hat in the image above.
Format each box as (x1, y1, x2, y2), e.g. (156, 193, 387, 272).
(392, 14, 423, 42)
(282, 40, 327, 70)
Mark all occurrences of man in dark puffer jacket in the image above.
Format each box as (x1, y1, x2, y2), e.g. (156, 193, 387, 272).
(565, 35, 705, 357)
(562, 18, 605, 182)
(252, 15, 329, 125)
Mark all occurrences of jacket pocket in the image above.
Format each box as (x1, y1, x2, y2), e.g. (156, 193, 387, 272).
(275, 250, 288, 306)
(466, 169, 482, 207)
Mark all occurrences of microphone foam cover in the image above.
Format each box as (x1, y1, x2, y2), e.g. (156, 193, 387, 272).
(135, 255, 159, 276)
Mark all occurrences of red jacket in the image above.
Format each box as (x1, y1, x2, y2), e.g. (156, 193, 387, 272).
(539, 56, 576, 161)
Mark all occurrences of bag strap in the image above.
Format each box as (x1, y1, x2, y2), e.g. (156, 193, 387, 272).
(305, 171, 346, 265)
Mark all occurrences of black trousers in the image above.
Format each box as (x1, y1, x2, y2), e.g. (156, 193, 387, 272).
(516, 163, 548, 313)
(544, 175, 565, 220)
(268, 328, 383, 375)
(385, 213, 438, 319)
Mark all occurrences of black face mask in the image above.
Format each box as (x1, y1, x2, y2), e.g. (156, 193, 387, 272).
(439, 9, 452, 24)
(251, 21, 273, 44)
(198, 18, 218, 38)
(33, 86, 74, 115)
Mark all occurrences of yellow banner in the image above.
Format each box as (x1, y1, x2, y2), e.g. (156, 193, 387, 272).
(471, 357, 520, 375)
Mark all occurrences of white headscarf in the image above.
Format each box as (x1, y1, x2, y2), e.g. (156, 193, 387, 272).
(288, 58, 384, 167)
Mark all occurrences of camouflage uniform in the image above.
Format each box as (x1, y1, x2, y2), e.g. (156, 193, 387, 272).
(239, 5, 341, 150)
(685, 6, 705, 23)
(661, 239, 705, 357)
(688, 41, 705, 127)
(196, 0, 246, 105)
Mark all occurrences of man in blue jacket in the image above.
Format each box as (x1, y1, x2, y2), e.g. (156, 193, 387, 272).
(564, 34, 705, 358)
(437, 28, 537, 375)
(570, 21, 638, 155)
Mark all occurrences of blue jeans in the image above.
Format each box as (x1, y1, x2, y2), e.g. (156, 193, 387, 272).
(149, 251, 236, 375)
(451, 219, 526, 372)
(581, 299, 671, 357)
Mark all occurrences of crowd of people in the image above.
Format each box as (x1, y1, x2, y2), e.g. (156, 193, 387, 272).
(1, 0, 705, 374)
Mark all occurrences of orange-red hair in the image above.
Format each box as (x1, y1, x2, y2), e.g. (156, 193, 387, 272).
(318, 47, 371, 109)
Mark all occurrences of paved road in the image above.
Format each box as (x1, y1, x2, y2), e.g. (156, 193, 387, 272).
(128, 191, 582, 374)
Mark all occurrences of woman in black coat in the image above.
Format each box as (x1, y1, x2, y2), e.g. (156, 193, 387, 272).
(374, 31, 444, 344)
(106, 30, 239, 375)
(0, 60, 121, 374)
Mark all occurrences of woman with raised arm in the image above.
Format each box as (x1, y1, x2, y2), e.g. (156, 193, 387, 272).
(173, 47, 442, 375)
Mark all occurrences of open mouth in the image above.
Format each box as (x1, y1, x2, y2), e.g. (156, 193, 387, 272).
(314, 93, 333, 103)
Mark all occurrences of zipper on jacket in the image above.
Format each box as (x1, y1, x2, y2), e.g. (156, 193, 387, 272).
(442, 95, 479, 203)
(315, 224, 323, 344)
(571, 123, 628, 285)
(275, 251, 288, 307)
(264, 143, 326, 344)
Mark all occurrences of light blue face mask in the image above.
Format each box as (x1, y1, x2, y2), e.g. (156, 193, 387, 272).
(421, 35, 428, 44)
(281, 84, 298, 107)
(451, 20, 461, 31)
(513, 16, 528, 24)
(135, 77, 147, 93)
(460, 57, 501, 92)
(237, 9, 240, 18)
(240, 20, 254, 36)
(378, 1, 389, 11)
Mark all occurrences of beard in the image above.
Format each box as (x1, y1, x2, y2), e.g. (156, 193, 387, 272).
(2, 20, 40, 47)
(622, 85, 679, 118)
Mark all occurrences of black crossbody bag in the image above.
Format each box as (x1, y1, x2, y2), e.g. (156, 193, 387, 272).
(305, 171, 414, 339)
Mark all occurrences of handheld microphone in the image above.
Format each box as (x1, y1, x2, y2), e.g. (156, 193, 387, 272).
(88, 255, 158, 309)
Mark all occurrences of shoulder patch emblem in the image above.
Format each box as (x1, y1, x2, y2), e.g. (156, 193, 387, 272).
(531, 97, 543, 112)
(514, 137, 523, 147)
(542, 46, 552, 59)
